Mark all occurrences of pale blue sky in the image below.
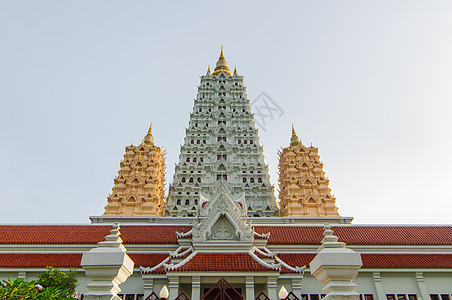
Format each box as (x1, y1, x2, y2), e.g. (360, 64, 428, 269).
(1, 1, 451, 224)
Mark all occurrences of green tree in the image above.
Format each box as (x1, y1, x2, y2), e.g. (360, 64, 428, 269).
(37, 267, 77, 295)
(0, 267, 78, 300)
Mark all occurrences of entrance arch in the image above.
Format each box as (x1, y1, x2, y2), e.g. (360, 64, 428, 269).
(202, 278, 243, 300)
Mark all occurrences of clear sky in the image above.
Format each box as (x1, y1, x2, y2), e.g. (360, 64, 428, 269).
(1, 1, 451, 224)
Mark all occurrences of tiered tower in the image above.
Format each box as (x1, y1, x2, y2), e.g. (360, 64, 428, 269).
(165, 47, 278, 217)
(278, 126, 340, 217)
(103, 124, 166, 216)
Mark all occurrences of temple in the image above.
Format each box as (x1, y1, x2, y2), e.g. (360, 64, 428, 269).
(103, 124, 166, 217)
(278, 125, 340, 217)
(0, 48, 451, 300)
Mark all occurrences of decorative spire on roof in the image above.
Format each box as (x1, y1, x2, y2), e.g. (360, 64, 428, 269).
(234, 66, 237, 75)
(290, 124, 301, 146)
(212, 45, 232, 76)
(103, 124, 166, 217)
(207, 65, 211, 75)
(278, 126, 340, 217)
(143, 123, 154, 145)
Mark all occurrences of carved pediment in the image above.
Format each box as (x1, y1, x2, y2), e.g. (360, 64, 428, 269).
(192, 180, 253, 245)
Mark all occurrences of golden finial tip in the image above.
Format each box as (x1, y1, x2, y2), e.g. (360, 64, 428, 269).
(290, 124, 301, 146)
(212, 45, 232, 76)
(143, 123, 154, 145)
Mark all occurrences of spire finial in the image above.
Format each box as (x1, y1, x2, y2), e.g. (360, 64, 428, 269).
(212, 45, 232, 76)
(143, 123, 154, 145)
(290, 124, 301, 146)
(234, 66, 237, 75)
(207, 65, 211, 75)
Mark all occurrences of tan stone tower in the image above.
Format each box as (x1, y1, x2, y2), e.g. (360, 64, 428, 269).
(103, 124, 166, 216)
(278, 126, 340, 217)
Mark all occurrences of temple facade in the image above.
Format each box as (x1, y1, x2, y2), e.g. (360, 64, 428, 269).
(278, 126, 340, 217)
(0, 48, 451, 300)
(103, 124, 166, 217)
(166, 47, 278, 218)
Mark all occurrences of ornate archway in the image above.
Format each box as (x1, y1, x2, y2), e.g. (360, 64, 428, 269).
(202, 278, 243, 300)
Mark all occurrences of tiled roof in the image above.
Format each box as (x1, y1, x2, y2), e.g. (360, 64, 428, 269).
(1, 253, 451, 269)
(361, 254, 452, 268)
(0, 225, 451, 245)
(255, 226, 452, 245)
(278, 253, 452, 269)
(172, 253, 271, 272)
(0, 225, 191, 245)
(0, 253, 82, 268)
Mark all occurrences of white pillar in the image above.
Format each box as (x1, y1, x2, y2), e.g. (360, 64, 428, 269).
(192, 276, 201, 300)
(81, 223, 134, 300)
(267, 276, 278, 300)
(416, 272, 430, 300)
(310, 224, 362, 300)
(292, 277, 303, 299)
(142, 276, 154, 299)
(372, 272, 385, 300)
(168, 276, 179, 300)
(246, 276, 254, 300)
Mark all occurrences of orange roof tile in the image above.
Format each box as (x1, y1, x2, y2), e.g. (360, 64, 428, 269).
(255, 226, 452, 245)
(1, 253, 451, 270)
(172, 253, 271, 272)
(0, 225, 451, 246)
(0, 225, 191, 244)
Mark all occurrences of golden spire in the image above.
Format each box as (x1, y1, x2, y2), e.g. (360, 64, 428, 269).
(143, 123, 154, 145)
(212, 45, 232, 76)
(207, 65, 211, 75)
(234, 66, 237, 75)
(290, 124, 301, 146)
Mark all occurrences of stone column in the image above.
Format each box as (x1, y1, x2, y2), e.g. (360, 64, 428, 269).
(372, 272, 385, 300)
(416, 272, 430, 300)
(267, 276, 278, 300)
(168, 276, 179, 300)
(292, 277, 303, 299)
(81, 223, 134, 300)
(246, 276, 254, 300)
(310, 224, 362, 300)
(192, 276, 201, 300)
(142, 276, 154, 299)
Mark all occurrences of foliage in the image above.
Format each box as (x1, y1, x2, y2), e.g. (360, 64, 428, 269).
(37, 267, 77, 295)
(0, 267, 79, 300)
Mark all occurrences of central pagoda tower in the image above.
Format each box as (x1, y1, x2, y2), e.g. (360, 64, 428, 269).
(166, 47, 278, 217)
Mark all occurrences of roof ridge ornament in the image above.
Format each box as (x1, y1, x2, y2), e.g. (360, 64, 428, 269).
(143, 123, 154, 145)
(212, 45, 232, 76)
(290, 124, 301, 146)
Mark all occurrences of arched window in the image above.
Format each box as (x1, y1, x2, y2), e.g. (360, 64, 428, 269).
(189, 178, 194, 183)
(181, 177, 186, 183)
(197, 177, 201, 183)
(193, 157, 197, 162)
(177, 199, 181, 205)
(200, 157, 204, 162)
(185, 199, 190, 205)
(243, 178, 247, 183)
(250, 178, 255, 183)
(186, 158, 190, 162)
(258, 178, 262, 183)
(191, 140, 194, 144)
